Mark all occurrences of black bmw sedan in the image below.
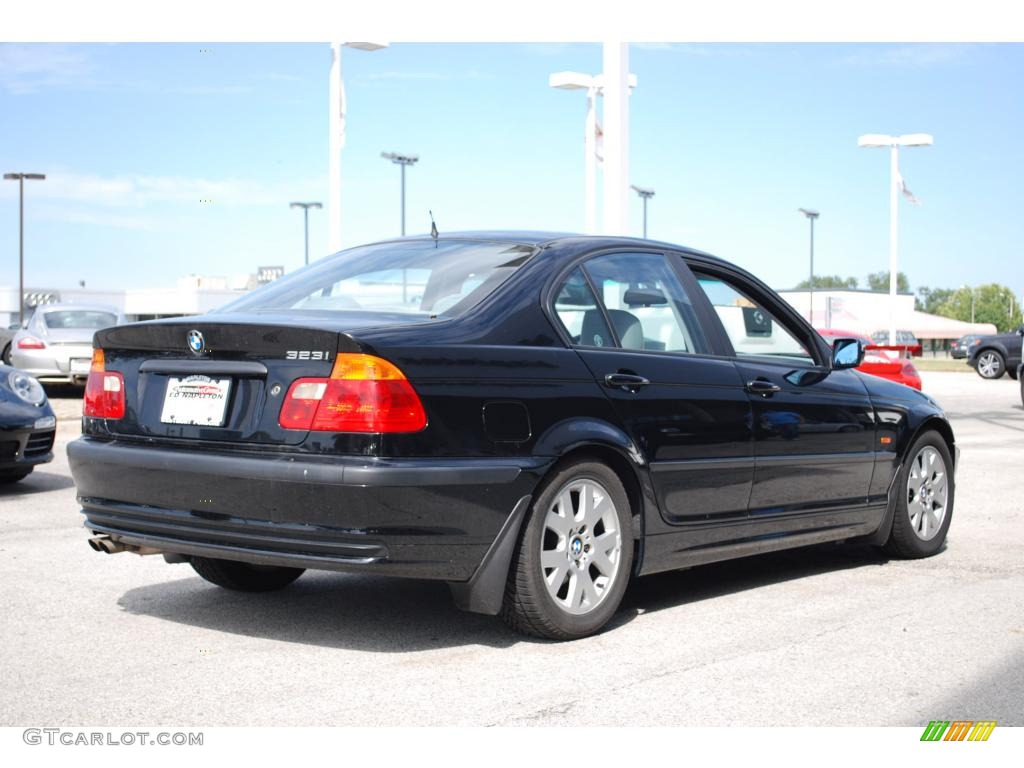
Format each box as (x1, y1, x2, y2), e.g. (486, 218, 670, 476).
(69, 233, 957, 639)
(1, 364, 56, 483)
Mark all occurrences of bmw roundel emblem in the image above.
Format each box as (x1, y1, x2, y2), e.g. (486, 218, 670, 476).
(187, 330, 205, 354)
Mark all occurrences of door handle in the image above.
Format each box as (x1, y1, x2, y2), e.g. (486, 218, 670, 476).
(745, 378, 781, 397)
(604, 373, 650, 392)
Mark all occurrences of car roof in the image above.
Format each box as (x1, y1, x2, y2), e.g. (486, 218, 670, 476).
(359, 230, 725, 262)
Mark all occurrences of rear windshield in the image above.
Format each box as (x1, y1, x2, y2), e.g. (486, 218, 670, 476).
(221, 240, 535, 317)
(42, 311, 117, 329)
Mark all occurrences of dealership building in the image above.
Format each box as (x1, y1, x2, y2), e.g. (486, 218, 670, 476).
(778, 289, 997, 353)
(0, 268, 283, 328)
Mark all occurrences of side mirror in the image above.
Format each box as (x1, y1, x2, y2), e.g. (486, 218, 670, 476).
(831, 337, 864, 370)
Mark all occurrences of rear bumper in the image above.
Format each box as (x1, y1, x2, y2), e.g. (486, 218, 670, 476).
(11, 347, 92, 383)
(68, 437, 548, 581)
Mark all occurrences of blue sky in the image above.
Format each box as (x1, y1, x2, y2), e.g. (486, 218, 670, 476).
(0, 42, 1021, 295)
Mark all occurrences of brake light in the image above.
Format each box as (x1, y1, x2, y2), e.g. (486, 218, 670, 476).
(17, 336, 46, 350)
(83, 349, 125, 419)
(902, 363, 923, 391)
(278, 353, 427, 433)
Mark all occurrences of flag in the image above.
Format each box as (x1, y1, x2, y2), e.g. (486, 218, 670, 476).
(896, 170, 922, 206)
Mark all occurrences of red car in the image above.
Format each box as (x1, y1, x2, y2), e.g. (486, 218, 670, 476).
(818, 329, 923, 390)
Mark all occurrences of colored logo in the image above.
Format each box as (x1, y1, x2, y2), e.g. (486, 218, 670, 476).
(920, 721, 997, 742)
(187, 330, 204, 355)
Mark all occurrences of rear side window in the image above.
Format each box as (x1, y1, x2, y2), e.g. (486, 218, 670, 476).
(220, 240, 535, 317)
(552, 268, 614, 348)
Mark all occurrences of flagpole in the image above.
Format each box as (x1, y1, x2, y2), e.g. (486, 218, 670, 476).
(889, 144, 899, 348)
(584, 84, 598, 234)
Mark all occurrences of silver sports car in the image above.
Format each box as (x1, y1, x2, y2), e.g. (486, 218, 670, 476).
(9, 304, 121, 384)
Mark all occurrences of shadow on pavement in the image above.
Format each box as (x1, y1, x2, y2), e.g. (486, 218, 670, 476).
(118, 571, 529, 652)
(621, 542, 890, 619)
(0, 470, 77, 496)
(42, 383, 85, 400)
(117, 542, 889, 652)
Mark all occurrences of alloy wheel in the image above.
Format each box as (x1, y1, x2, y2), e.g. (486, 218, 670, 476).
(977, 352, 1001, 378)
(906, 446, 948, 541)
(541, 478, 623, 615)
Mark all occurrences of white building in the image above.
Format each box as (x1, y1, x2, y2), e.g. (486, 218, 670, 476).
(0, 275, 252, 327)
(778, 289, 996, 347)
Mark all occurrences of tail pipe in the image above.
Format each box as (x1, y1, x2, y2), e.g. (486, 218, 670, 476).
(88, 535, 162, 556)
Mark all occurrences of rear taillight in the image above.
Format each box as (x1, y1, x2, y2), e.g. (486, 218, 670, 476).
(902, 363, 923, 390)
(278, 353, 427, 433)
(17, 336, 46, 350)
(83, 349, 125, 419)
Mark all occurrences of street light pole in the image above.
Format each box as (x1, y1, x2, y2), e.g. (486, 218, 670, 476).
(631, 185, 655, 238)
(381, 152, 419, 236)
(328, 42, 387, 253)
(858, 132, 933, 346)
(549, 69, 637, 234)
(798, 208, 819, 323)
(289, 202, 322, 266)
(3, 172, 46, 326)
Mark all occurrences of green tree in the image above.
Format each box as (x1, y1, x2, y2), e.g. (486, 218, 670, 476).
(916, 286, 955, 313)
(794, 275, 858, 290)
(935, 284, 1020, 332)
(866, 270, 910, 293)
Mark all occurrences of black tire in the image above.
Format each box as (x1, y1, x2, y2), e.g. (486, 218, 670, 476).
(884, 431, 955, 559)
(1, 343, 11, 365)
(1008, 365, 1019, 381)
(974, 349, 1005, 379)
(189, 556, 304, 592)
(0, 468, 32, 484)
(501, 458, 634, 640)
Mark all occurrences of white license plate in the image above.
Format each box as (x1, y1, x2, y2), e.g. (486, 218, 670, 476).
(160, 375, 232, 427)
(69, 358, 91, 374)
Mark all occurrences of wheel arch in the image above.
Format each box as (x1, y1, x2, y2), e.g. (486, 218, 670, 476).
(449, 423, 656, 616)
(865, 415, 956, 547)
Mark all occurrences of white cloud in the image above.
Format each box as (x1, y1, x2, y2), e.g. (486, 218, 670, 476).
(35, 207, 162, 231)
(0, 43, 96, 94)
(0, 171, 325, 208)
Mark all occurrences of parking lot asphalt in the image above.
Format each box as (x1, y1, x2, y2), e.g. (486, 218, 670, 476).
(1, 371, 1021, 726)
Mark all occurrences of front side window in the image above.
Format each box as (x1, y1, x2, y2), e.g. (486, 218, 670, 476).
(693, 273, 814, 364)
(220, 240, 535, 317)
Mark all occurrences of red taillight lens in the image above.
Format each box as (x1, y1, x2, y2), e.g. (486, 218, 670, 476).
(278, 354, 427, 433)
(83, 349, 125, 419)
(17, 336, 46, 350)
(902, 364, 923, 391)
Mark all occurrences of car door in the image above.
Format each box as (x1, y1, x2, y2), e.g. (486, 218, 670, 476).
(685, 264, 876, 519)
(548, 251, 753, 525)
